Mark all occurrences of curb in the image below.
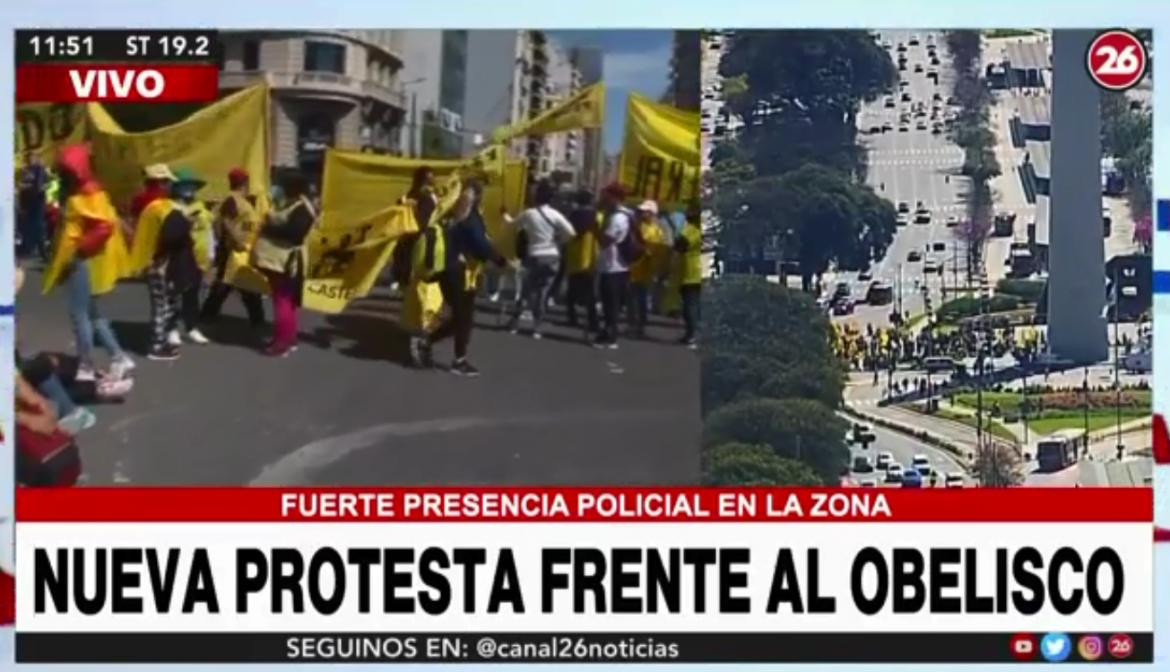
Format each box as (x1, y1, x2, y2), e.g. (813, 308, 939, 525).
(841, 405, 969, 464)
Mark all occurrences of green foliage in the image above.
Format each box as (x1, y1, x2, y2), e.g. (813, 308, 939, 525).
(936, 294, 1020, 322)
(1101, 91, 1153, 219)
(702, 443, 825, 486)
(995, 279, 1045, 303)
(701, 277, 844, 412)
(702, 398, 849, 483)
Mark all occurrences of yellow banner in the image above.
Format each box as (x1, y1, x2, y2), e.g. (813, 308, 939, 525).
(14, 103, 87, 165)
(300, 205, 418, 313)
(86, 84, 270, 214)
(320, 150, 526, 256)
(617, 93, 700, 211)
(491, 82, 604, 143)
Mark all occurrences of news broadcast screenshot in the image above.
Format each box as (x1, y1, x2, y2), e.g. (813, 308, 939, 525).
(0, 4, 1165, 669)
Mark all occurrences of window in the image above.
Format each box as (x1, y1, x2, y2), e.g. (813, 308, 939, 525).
(243, 40, 259, 71)
(304, 41, 346, 74)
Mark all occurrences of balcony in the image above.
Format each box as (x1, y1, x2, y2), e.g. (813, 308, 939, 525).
(217, 70, 406, 111)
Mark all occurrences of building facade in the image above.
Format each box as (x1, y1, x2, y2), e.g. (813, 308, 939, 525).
(398, 30, 469, 159)
(571, 46, 605, 191)
(218, 30, 408, 177)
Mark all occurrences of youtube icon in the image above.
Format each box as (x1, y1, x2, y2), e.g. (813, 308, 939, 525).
(1010, 633, 1037, 661)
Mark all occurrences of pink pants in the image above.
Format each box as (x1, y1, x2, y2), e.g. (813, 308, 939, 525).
(264, 271, 298, 349)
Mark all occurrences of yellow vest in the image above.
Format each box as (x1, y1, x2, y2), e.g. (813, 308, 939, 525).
(180, 201, 215, 272)
(221, 192, 263, 252)
(679, 222, 703, 286)
(252, 196, 316, 275)
(630, 220, 667, 286)
(43, 190, 131, 296)
(128, 198, 172, 276)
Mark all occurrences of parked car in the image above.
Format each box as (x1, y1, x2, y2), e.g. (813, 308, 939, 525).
(907, 250, 923, 262)
(885, 463, 904, 484)
(945, 472, 965, 488)
(876, 451, 894, 470)
(911, 454, 932, 477)
(852, 455, 875, 473)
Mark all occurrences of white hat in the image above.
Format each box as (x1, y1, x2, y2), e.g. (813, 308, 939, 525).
(142, 163, 176, 181)
(637, 200, 659, 215)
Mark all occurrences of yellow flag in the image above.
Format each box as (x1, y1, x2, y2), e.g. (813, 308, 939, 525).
(15, 103, 87, 165)
(86, 85, 270, 214)
(491, 82, 604, 143)
(617, 93, 700, 212)
(300, 205, 417, 314)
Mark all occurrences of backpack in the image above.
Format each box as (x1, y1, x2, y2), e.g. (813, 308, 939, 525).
(617, 213, 645, 265)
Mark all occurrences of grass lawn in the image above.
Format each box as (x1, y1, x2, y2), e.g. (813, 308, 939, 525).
(953, 390, 1151, 417)
(934, 408, 1017, 443)
(1025, 412, 1149, 436)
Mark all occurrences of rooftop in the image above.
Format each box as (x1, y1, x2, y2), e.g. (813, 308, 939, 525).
(1025, 139, 1051, 181)
(1016, 93, 1051, 127)
(1003, 39, 1050, 71)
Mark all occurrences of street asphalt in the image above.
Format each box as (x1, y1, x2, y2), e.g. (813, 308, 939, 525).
(17, 268, 701, 486)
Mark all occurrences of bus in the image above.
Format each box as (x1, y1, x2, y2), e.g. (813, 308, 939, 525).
(1036, 429, 1087, 472)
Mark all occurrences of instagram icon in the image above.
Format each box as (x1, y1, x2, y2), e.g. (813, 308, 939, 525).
(1078, 635, 1104, 661)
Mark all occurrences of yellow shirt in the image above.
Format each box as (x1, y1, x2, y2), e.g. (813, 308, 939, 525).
(630, 219, 668, 286)
(678, 222, 703, 286)
(565, 228, 596, 274)
(129, 198, 172, 275)
(43, 190, 131, 296)
(181, 201, 215, 272)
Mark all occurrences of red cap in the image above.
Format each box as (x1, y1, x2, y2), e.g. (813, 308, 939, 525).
(228, 168, 249, 188)
(601, 181, 628, 199)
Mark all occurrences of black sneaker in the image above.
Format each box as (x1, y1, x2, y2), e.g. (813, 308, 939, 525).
(450, 359, 480, 377)
(147, 345, 180, 361)
(592, 334, 611, 349)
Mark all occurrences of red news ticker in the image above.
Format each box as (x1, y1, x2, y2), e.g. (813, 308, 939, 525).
(14, 486, 1154, 523)
(15, 63, 218, 103)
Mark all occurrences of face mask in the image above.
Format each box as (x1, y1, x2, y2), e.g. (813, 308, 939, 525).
(174, 185, 197, 203)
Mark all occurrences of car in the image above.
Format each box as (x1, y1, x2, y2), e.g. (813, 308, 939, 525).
(932, 242, 946, 252)
(869, 125, 882, 134)
(858, 270, 873, 281)
(901, 92, 911, 102)
(899, 79, 910, 88)
(884, 96, 895, 108)
(945, 472, 965, 488)
(916, 120, 927, 130)
(930, 55, 940, 66)
(931, 123, 943, 134)
(911, 454, 932, 476)
(945, 215, 959, 227)
(860, 479, 878, 488)
(852, 455, 875, 473)
(932, 92, 943, 102)
(914, 108, 926, 118)
(897, 42, 907, 52)
(882, 40, 892, 49)
(901, 468, 924, 488)
(898, 61, 907, 71)
(895, 213, 909, 226)
(923, 261, 940, 274)
(899, 124, 909, 133)
(881, 122, 893, 132)
(908, 35, 920, 46)
(897, 201, 910, 214)
(852, 422, 876, 445)
(876, 451, 894, 470)
(899, 112, 910, 123)
(914, 63, 924, 73)
(885, 463, 904, 483)
(907, 250, 923, 262)
(915, 209, 931, 224)
(832, 299, 855, 316)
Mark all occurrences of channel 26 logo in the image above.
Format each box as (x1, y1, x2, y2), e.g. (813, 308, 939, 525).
(1086, 29, 1148, 91)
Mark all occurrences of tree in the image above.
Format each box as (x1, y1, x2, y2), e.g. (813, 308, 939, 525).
(973, 442, 1026, 487)
(715, 164, 896, 289)
(718, 30, 896, 178)
(703, 398, 849, 483)
(702, 443, 825, 486)
(946, 31, 981, 78)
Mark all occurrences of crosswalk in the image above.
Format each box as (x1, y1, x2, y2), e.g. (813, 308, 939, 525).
(869, 158, 964, 168)
(871, 148, 964, 157)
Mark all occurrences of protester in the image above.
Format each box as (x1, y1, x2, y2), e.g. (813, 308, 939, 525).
(564, 189, 599, 334)
(593, 182, 634, 349)
(674, 202, 703, 348)
(628, 200, 666, 339)
(414, 177, 507, 376)
(17, 150, 49, 260)
(252, 170, 317, 357)
(507, 179, 575, 339)
(200, 167, 266, 330)
(42, 144, 135, 381)
(406, 165, 438, 227)
(130, 163, 176, 222)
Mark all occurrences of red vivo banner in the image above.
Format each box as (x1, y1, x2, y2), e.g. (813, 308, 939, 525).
(15, 486, 1154, 522)
(15, 63, 218, 103)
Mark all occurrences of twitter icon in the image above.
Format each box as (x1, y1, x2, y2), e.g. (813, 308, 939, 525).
(1041, 633, 1071, 662)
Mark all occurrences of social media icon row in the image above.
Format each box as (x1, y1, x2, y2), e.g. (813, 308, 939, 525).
(1010, 633, 1133, 661)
